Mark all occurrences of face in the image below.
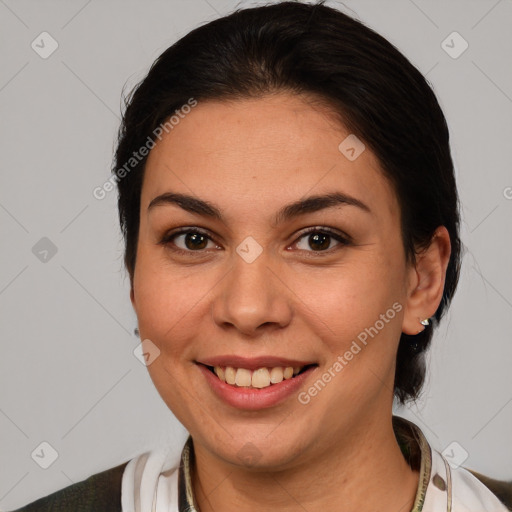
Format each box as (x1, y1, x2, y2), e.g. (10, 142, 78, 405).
(131, 93, 416, 469)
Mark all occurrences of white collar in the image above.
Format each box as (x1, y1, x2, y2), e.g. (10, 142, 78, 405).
(121, 445, 181, 512)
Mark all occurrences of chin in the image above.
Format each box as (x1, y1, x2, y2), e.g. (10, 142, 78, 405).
(198, 421, 313, 471)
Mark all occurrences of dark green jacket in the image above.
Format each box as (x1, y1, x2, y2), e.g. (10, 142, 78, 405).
(10, 462, 128, 512)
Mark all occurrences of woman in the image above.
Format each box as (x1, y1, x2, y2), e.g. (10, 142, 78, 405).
(11, 1, 511, 511)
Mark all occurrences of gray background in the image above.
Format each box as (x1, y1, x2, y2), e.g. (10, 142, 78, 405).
(1, 0, 511, 508)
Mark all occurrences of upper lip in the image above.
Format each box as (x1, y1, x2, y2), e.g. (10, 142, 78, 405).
(197, 355, 316, 370)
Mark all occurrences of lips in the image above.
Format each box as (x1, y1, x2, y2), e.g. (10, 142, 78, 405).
(196, 356, 318, 409)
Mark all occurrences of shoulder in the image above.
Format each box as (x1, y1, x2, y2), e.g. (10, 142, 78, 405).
(466, 469, 512, 511)
(398, 417, 511, 511)
(9, 461, 129, 512)
(430, 448, 512, 511)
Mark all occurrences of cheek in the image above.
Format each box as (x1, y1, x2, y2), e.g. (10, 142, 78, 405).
(131, 250, 215, 422)
(132, 248, 216, 351)
(292, 252, 405, 340)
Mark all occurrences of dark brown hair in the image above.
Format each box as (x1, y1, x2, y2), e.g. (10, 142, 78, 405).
(114, 1, 461, 403)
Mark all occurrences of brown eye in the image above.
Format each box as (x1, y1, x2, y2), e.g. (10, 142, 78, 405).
(307, 232, 331, 251)
(294, 229, 348, 252)
(183, 232, 208, 250)
(165, 230, 218, 251)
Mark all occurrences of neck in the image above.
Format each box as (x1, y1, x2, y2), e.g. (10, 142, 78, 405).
(191, 415, 419, 512)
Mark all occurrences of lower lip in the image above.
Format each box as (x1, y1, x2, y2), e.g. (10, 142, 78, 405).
(197, 364, 317, 410)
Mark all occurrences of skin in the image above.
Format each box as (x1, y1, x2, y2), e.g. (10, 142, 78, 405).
(130, 92, 451, 512)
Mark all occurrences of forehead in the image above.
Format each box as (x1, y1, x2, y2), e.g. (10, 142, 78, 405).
(142, 93, 398, 221)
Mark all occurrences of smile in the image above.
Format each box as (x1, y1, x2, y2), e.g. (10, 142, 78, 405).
(208, 365, 315, 389)
(196, 357, 319, 410)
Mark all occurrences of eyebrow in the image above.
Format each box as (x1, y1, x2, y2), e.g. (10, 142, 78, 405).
(147, 191, 370, 223)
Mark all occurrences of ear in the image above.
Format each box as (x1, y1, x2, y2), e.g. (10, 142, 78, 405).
(402, 226, 451, 335)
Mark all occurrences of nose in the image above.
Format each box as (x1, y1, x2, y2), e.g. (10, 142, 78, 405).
(211, 253, 293, 336)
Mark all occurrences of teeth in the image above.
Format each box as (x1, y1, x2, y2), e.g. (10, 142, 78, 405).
(269, 367, 284, 384)
(252, 368, 271, 388)
(235, 368, 252, 387)
(213, 365, 305, 389)
(224, 366, 236, 385)
(215, 366, 225, 382)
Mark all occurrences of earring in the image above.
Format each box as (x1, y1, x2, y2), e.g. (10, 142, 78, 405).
(134, 326, 140, 336)
(420, 318, 430, 326)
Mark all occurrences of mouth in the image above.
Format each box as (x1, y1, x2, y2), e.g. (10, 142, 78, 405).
(204, 364, 317, 389)
(195, 356, 319, 409)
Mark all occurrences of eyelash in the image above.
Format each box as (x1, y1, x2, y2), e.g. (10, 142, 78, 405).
(159, 226, 351, 257)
